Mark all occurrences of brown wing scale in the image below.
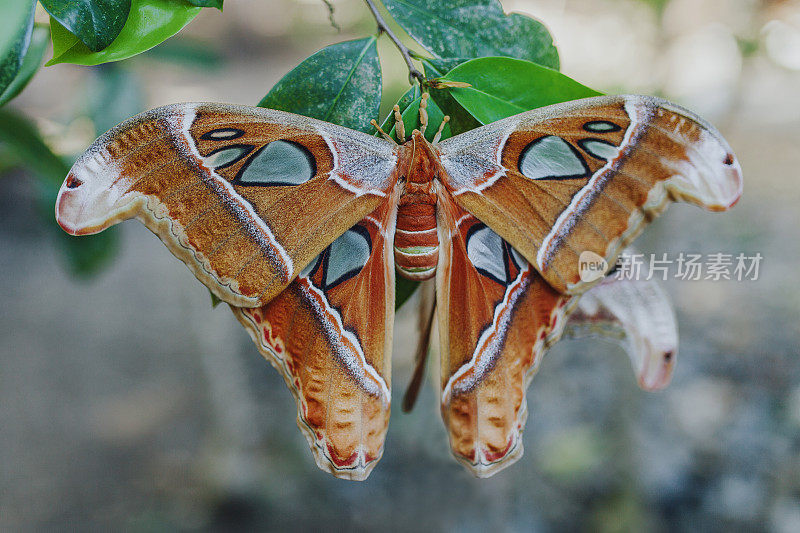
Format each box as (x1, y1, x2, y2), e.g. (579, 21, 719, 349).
(435, 192, 572, 477)
(438, 95, 742, 294)
(231, 192, 398, 480)
(55, 103, 398, 307)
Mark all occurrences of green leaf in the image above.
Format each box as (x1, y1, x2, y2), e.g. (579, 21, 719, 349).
(429, 88, 481, 137)
(0, 24, 49, 107)
(259, 37, 381, 133)
(381, 0, 559, 69)
(375, 85, 466, 142)
(421, 60, 479, 136)
(0, 109, 119, 276)
(185, 0, 223, 8)
(395, 276, 419, 310)
(378, 83, 420, 133)
(47, 0, 202, 66)
(392, 84, 422, 114)
(41, 0, 132, 52)
(0, 0, 35, 97)
(424, 57, 468, 76)
(421, 59, 481, 136)
(442, 57, 602, 124)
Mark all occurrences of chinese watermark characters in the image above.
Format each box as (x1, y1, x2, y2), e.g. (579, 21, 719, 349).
(611, 252, 763, 281)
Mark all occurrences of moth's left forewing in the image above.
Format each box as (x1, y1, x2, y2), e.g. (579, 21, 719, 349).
(435, 194, 571, 477)
(438, 95, 742, 295)
(56, 103, 398, 307)
(231, 191, 399, 480)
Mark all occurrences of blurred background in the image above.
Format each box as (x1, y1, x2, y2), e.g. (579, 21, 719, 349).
(1, 0, 799, 530)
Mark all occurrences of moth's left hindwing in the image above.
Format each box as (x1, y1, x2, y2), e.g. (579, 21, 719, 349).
(55, 103, 398, 307)
(435, 193, 572, 477)
(232, 192, 398, 481)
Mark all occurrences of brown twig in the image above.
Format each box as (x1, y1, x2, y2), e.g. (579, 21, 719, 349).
(321, 0, 341, 32)
(363, 0, 425, 85)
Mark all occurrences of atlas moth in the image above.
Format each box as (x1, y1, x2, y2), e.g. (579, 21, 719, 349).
(56, 91, 742, 480)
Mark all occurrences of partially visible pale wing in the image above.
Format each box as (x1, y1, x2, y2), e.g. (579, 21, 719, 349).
(55, 103, 398, 307)
(564, 258, 678, 391)
(435, 193, 571, 477)
(231, 194, 398, 480)
(438, 95, 742, 295)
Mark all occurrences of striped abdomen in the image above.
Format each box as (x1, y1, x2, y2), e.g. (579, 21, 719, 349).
(394, 191, 438, 280)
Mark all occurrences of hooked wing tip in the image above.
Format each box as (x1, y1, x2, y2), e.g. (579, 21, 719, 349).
(55, 172, 85, 236)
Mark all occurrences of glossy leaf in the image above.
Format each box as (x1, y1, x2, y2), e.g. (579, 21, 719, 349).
(0, 109, 119, 276)
(185, 0, 223, 8)
(0, 0, 35, 98)
(381, 0, 559, 69)
(0, 0, 35, 66)
(378, 84, 420, 133)
(442, 57, 602, 124)
(41, 0, 132, 52)
(47, 0, 202, 66)
(422, 59, 481, 136)
(429, 88, 480, 137)
(0, 24, 48, 107)
(424, 57, 468, 76)
(259, 37, 381, 134)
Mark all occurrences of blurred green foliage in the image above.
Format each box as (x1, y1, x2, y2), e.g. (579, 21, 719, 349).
(185, 0, 223, 8)
(0, 24, 48, 106)
(0, 109, 120, 276)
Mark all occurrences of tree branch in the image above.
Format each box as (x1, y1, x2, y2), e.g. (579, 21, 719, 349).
(321, 0, 341, 32)
(363, 0, 424, 85)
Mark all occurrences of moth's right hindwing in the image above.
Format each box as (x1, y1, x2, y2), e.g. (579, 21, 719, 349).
(435, 192, 571, 477)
